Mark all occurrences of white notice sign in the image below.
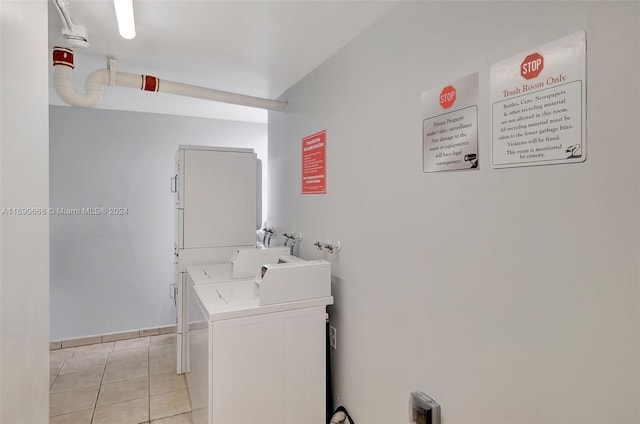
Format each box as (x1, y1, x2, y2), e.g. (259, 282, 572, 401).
(422, 72, 479, 173)
(490, 31, 586, 168)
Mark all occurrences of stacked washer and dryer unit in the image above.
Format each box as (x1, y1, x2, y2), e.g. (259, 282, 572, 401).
(173, 145, 333, 424)
(172, 145, 261, 374)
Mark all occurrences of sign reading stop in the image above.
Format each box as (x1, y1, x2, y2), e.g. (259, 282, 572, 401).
(439, 85, 456, 109)
(521, 52, 544, 80)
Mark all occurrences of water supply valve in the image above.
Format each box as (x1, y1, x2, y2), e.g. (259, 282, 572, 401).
(259, 225, 276, 246)
(313, 240, 342, 254)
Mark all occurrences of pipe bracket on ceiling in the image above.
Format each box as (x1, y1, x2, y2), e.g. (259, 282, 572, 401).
(107, 57, 117, 87)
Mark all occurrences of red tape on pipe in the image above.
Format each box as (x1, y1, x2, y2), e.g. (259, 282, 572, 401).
(142, 75, 159, 92)
(52, 47, 74, 68)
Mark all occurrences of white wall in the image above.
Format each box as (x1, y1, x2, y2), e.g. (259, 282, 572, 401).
(268, 2, 639, 423)
(0, 0, 50, 422)
(49, 106, 267, 341)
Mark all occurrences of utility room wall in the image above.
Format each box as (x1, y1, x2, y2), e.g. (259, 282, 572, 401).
(49, 106, 267, 341)
(268, 1, 639, 423)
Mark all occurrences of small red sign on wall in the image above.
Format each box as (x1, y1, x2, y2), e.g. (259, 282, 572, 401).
(439, 85, 456, 109)
(521, 52, 544, 80)
(302, 130, 326, 194)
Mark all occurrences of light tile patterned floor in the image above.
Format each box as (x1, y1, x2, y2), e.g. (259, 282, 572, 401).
(50, 334, 192, 424)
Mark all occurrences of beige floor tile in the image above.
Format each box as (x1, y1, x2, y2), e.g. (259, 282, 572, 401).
(151, 412, 192, 423)
(115, 336, 150, 351)
(149, 334, 175, 345)
(150, 389, 191, 421)
(50, 357, 66, 376)
(50, 385, 99, 416)
(50, 347, 76, 362)
(149, 356, 176, 376)
(93, 396, 149, 424)
(49, 408, 93, 424)
(150, 372, 187, 396)
(60, 352, 108, 374)
(108, 346, 148, 365)
(97, 376, 149, 406)
(149, 343, 176, 360)
(103, 358, 148, 384)
(50, 367, 104, 393)
(50, 372, 57, 389)
(73, 342, 114, 357)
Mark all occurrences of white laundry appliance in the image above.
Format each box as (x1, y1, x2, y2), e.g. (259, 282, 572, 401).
(182, 246, 290, 372)
(187, 246, 291, 286)
(186, 259, 333, 424)
(171, 145, 261, 374)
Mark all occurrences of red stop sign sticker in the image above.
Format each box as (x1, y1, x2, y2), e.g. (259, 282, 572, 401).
(521, 52, 544, 80)
(439, 85, 456, 109)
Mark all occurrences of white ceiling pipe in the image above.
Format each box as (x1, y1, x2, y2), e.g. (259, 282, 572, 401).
(53, 48, 108, 107)
(54, 66, 109, 108)
(52, 47, 288, 112)
(160, 80, 287, 112)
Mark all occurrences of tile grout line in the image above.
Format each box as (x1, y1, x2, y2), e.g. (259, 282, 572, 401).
(89, 346, 110, 424)
(50, 354, 64, 391)
(148, 344, 151, 424)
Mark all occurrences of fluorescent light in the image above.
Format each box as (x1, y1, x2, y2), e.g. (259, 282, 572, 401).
(113, 0, 136, 39)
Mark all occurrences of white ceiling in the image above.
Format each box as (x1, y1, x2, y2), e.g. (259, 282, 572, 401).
(48, 0, 397, 123)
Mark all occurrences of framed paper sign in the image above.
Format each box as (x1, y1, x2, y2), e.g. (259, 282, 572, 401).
(490, 31, 587, 168)
(302, 130, 326, 194)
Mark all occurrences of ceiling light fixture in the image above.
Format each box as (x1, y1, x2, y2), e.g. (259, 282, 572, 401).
(113, 0, 136, 39)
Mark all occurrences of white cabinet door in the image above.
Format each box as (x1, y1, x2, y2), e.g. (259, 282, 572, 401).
(211, 307, 326, 424)
(182, 149, 257, 249)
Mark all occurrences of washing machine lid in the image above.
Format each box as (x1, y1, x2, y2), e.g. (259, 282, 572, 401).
(187, 263, 233, 285)
(193, 279, 333, 321)
(230, 246, 290, 278)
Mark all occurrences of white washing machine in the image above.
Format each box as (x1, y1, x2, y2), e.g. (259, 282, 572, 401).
(187, 246, 292, 285)
(180, 246, 291, 372)
(186, 259, 333, 424)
